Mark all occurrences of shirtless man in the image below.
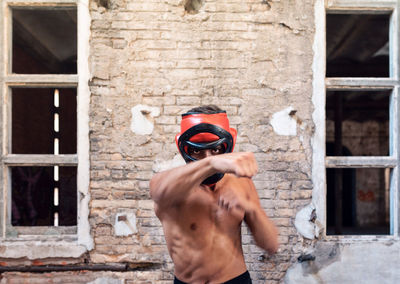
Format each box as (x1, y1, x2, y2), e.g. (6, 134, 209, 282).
(150, 105, 279, 284)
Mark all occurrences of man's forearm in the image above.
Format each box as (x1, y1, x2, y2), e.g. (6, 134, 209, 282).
(245, 206, 279, 254)
(150, 157, 217, 207)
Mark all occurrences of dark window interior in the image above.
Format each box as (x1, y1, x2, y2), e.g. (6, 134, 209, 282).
(326, 166, 390, 235)
(12, 8, 77, 74)
(326, 13, 392, 234)
(326, 90, 391, 235)
(326, 13, 390, 77)
(11, 166, 77, 226)
(10, 8, 78, 228)
(12, 88, 77, 154)
(326, 90, 390, 157)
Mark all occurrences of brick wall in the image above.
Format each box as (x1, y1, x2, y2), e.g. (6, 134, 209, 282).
(87, 0, 315, 283)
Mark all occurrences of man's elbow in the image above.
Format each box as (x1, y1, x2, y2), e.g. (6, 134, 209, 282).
(149, 173, 171, 205)
(260, 228, 279, 255)
(266, 239, 279, 255)
(255, 237, 278, 255)
(149, 175, 161, 203)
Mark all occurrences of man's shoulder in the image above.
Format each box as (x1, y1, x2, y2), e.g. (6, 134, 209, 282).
(153, 185, 205, 218)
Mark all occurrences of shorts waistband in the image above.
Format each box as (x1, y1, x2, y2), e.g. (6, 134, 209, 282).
(174, 270, 252, 284)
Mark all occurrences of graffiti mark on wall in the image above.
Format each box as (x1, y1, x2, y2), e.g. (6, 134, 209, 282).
(357, 190, 376, 202)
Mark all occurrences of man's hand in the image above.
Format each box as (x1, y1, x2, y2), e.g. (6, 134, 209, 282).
(212, 152, 258, 215)
(217, 180, 255, 215)
(208, 152, 258, 178)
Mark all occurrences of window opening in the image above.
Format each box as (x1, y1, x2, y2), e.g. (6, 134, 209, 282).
(1, 0, 91, 246)
(325, 10, 394, 236)
(326, 13, 390, 77)
(11, 166, 77, 226)
(326, 167, 390, 235)
(11, 88, 77, 155)
(326, 90, 390, 157)
(12, 8, 77, 74)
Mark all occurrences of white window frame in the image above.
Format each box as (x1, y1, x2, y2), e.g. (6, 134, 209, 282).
(0, 0, 93, 257)
(313, 0, 400, 240)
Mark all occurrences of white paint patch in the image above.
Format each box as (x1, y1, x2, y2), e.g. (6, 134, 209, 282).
(88, 278, 122, 284)
(130, 104, 160, 135)
(310, 0, 327, 243)
(114, 211, 137, 236)
(284, 264, 318, 284)
(294, 203, 319, 239)
(153, 154, 186, 172)
(285, 242, 400, 284)
(270, 107, 297, 136)
(77, 0, 94, 251)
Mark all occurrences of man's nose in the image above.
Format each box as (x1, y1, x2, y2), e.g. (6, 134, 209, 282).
(204, 149, 213, 157)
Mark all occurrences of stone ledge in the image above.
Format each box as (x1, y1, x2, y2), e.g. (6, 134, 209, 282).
(0, 241, 87, 259)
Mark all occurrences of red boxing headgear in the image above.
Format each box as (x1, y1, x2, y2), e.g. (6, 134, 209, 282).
(175, 111, 237, 185)
(175, 111, 237, 162)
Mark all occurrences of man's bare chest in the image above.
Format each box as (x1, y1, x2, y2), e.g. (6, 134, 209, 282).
(175, 187, 245, 235)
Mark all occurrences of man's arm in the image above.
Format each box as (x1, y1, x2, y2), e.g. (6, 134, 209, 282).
(150, 152, 258, 211)
(218, 179, 279, 254)
(243, 181, 279, 254)
(150, 157, 217, 209)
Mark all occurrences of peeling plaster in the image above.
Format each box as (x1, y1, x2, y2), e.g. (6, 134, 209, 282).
(153, 154, 185, 173)
(77, 0, 94, 251)
(270, 107, 297, 136)
(130, 105, 160, 135)
(114, 211, 137, 236)
(294, 203, 322, 239)
(285, 242, 400, 284)
(88, 277, 122, 284)
(310, 0, 326, 239)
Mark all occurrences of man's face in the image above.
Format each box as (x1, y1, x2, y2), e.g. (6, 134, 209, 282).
(188, 144, 224, 160)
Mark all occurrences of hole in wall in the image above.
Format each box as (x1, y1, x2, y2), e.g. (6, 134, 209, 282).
(261, 0, 271, 9)
(96, 0, 110, 9)
(184, 0, 204, 14)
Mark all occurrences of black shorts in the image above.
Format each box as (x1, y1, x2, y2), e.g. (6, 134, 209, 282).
(174, 270, 252, 284)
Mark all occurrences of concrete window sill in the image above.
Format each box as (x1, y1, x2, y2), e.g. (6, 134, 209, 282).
(0, 240, 87, 259)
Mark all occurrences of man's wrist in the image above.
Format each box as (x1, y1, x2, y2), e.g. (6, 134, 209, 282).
(244, 202, 258, 217)
(203, 156, 218, 174)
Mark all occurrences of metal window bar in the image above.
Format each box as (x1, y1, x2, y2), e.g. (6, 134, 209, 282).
(53, 89, 59, 226)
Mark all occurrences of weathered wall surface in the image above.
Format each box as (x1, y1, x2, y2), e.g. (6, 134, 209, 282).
(1, 271, 166, 284)
(285, 241, 400, 284)
(91, 0, 315, 282)
(2, 0, 317, 283)
(87, 0, 315, 282)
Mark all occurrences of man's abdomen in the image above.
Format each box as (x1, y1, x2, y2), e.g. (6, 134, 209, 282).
(169, 227, 247, 283)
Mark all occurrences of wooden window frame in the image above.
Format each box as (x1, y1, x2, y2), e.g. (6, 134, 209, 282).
(312, 0, 400, 240)
(0, 0, 93, 252)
